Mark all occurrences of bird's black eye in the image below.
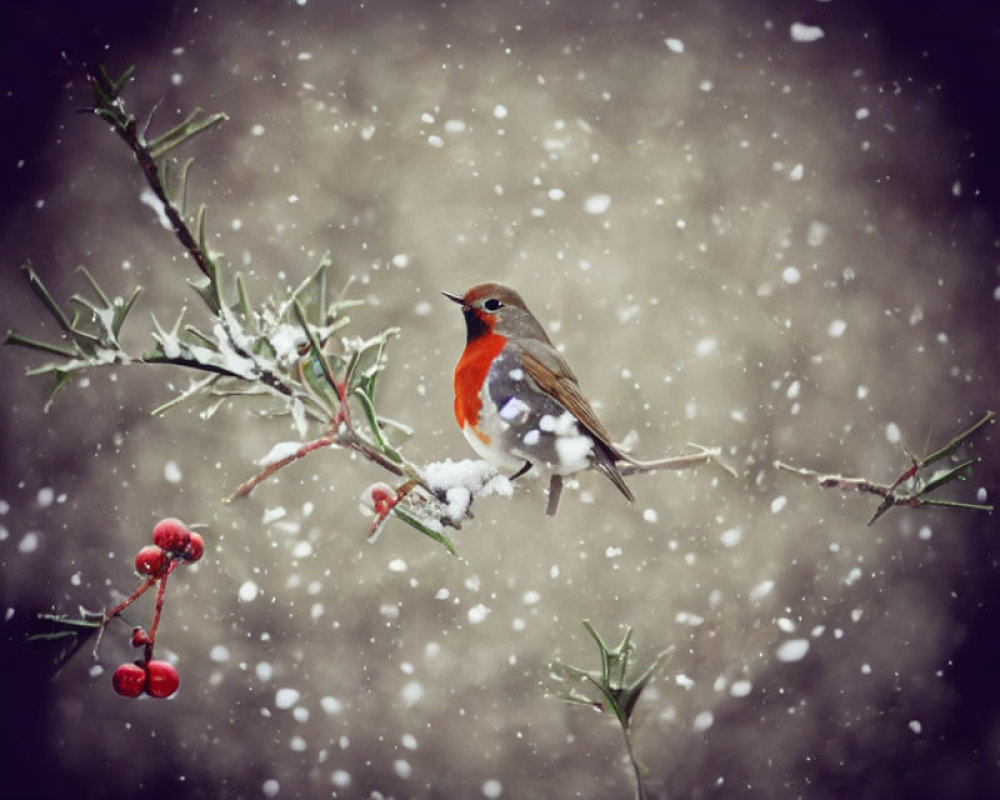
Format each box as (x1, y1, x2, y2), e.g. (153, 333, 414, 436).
(483, 297, 503, 312)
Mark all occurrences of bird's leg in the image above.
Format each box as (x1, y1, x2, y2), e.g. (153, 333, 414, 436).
(545, 474, 563, 516)
(510, 460, 533, 481)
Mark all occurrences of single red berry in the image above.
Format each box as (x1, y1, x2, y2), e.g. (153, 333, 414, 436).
(131, 627, 150, 648)
(112, 662, 147, 697)
(370, 483, 395, 514)
(145, 660, 180, 699)
(152, 517, 190, 554)
(135, 545, 168, 577)
(182, 531, 205, 562)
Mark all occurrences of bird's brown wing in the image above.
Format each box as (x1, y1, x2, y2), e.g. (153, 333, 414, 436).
(521, 346, 635, 504)
(519, 346, 621, 455)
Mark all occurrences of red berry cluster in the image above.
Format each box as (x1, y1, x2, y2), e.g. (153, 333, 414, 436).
(135, 517, 204, 575)
(108, 517, 204, 700)
(112, 659, 179, 699)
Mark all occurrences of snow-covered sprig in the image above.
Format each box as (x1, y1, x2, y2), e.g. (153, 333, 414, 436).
(5, 264, 140, 411)
(550, 621, 674, 800)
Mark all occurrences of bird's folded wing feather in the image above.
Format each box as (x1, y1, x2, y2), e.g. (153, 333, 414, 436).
(520, 345, 621, 454)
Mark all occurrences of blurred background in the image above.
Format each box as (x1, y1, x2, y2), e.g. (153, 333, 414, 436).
(1, 1, 998, 798)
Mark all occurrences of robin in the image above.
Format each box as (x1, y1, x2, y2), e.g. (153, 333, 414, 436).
(443, 282, 637, 516)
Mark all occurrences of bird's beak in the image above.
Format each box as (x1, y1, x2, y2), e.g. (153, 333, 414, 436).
(442, 291, 465, 306)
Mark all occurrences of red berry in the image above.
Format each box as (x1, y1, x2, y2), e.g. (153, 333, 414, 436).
(144, 660, 180, 699)
(135, 545, 168, 577)
(131, 627, 150, 648)
(370, 483, 395, 514)
(182, 531, 205, 562)
(112, 662, 147, 697)
(152, 517, 190, 554)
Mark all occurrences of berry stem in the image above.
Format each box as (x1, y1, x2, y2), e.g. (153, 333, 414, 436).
(103, 576, 158, 623)
(144, 559, 180, 661)
(226, 431, 336, 501)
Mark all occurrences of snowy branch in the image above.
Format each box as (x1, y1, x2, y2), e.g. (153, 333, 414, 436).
(3, 66, 513, 554)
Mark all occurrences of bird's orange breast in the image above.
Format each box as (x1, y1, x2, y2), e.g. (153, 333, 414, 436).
(453, 332, 507, 434)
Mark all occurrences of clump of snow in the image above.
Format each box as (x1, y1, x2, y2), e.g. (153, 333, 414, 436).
(257, 441, 304, 467)
(782, 266, 801, 284)
(422, 458, 513, 519)
(777, 617, 796, 633)
(790, 22, 825, 43)
(401, 680, 424, 707)
(331, 771, 351, 788)
(140, 187, 172, 229)
(720, 526, 743, 547)
(555, 434, 594, 473)
(775, 639, 810, 663)
(583, 193, 611, 215)
(210, 645, 230, 662)
(693, 710, 714, 731)
(749, 580, 774, 602)
(694, 337, 717, 357)
(238, 580, 259, 602)
(827, 319, 847, 338)
(676, 611, 705, 626)
(807, 220, 830, 246)
(164, 460, 182, 483)
(394, 760, 412, 779)
(275, 687, 300, 709)
(321, 696, 344, 715)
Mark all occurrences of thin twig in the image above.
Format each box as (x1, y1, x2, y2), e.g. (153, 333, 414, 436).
(226, 431, 337, 501)
(775, 410, 995, 525)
